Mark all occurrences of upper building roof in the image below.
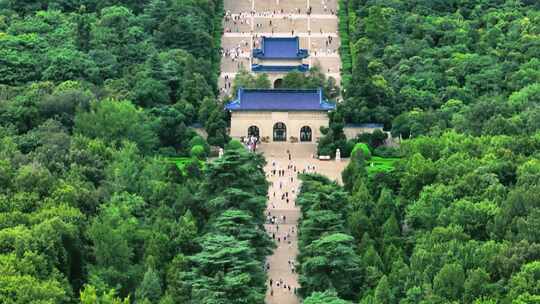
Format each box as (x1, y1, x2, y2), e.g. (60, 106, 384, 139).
(252, 37, 309, 59)
(251, 63, 309, 73)
(225, 88, 335, 112)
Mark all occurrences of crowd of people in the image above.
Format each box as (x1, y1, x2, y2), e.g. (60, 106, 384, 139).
(219, 39, 250, 95)
(221, 44, 250, 60)
(263, 152, 319, 300)
(226, 1, 336, 19)
(319, 0, 335, 14)
(311, 35, 338, 56)
(223, 11, 251, 33)
(244, 135, 259, 152)
(223, 0, 337, 33)
(220, 74, 233, 95)
(220, 0, 340, 98)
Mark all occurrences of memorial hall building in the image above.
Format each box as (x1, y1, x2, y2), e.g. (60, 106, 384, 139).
(225, 36, 336, 143)
(226, 88, 335, 143)
(251, 36, 309, 88)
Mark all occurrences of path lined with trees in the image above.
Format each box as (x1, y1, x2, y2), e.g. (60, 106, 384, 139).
(260, 143, 348, 304)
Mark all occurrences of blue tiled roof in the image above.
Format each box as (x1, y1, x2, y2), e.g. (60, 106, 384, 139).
(225, 88, 335, 111)
(253, 37, 309, 59)
(252, 64, 309, 73)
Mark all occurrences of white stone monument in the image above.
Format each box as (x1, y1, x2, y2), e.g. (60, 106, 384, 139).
(219, 148, 224, 158)
(335, 148, 341, 162)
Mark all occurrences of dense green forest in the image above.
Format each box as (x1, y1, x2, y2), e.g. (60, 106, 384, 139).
(337, 0, 540, 133)
(0, 0, 228, 148)
(304, 133, 540, 303)
(308, 0, 540, 303)
(0, 130, 273, 302)
(0, 1, 275, 303)
(2, 0, 540, 303)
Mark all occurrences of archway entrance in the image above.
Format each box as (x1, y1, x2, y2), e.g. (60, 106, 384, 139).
(248, 125, 260, 138)
(273, 78, 283, 88)
(300, 126, 312, 142)
(273, 122, 287, 142)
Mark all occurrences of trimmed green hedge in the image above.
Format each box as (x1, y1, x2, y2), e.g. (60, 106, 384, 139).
(338, 0, 352, 87)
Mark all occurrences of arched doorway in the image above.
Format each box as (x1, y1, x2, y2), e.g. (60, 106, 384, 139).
(300, 126, 312, 142)
(248, 125, 260, 138)
(273, 122, 287, 142)
(274, 78, 283, 88)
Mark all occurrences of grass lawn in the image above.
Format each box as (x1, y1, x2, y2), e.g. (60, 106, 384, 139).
(366, 156, 399, 175)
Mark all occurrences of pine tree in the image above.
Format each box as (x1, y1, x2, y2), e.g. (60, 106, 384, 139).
(374, 275, 392, 304)
(373, 188, 396, 227)
(433, 263, 465, 301)
(136, 268, 162, 303)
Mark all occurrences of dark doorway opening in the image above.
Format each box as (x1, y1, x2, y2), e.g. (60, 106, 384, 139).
(248, 125, 260, 138)
(300, 126, 312, 142)
(274, 78, 283, 88)
(273, 122, 287, 142)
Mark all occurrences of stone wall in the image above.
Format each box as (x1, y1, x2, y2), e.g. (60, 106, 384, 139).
(230, 110, 330, 142)
(343, 126, 384, 139)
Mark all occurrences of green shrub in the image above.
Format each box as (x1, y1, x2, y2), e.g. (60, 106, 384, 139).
(355, 131, 388, 149)
(225, 139, 245, 151)
(190, 145, 206, 160)
(189, 135, 210, 154)
(373, 146, 401, 158)
(352, 143, 371, 160)
(318, 145, 333, 157)
(189, 135, 205, 147)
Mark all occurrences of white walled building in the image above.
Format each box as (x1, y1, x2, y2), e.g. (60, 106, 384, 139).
(226, 88, 335, 143)
(251, 36, 309, 88)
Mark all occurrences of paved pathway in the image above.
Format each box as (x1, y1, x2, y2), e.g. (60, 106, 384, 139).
(260, 143, 348, 304)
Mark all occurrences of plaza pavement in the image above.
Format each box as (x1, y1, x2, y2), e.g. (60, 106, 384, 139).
(220, 0, 342, 97)
(260, 143, 348, 304)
